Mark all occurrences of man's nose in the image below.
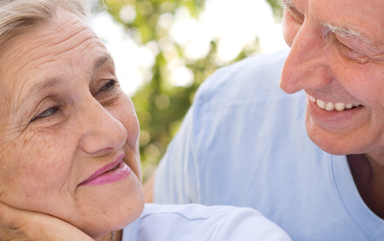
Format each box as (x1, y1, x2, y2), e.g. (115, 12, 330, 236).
(280, 19, 334, 94)
(77, 95, 127, 157)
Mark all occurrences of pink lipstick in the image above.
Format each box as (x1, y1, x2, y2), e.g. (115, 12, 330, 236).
(79, 154, 131, 186)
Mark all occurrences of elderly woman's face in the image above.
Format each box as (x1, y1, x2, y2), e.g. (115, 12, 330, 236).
(0, 8, 144, 239)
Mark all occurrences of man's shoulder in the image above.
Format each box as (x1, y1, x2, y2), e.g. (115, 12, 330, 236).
(195, 49, 290, 106)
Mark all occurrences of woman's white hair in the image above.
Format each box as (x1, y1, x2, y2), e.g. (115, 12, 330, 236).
(0, 0, 90, 47)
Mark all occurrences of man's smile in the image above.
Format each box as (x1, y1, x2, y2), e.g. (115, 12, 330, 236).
(308, 94, 361, 111)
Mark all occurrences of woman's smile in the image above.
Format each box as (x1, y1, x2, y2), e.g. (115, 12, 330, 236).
(79, 154, 131, 186)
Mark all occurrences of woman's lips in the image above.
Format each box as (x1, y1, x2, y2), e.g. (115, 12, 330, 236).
(79, 154, 131, 186)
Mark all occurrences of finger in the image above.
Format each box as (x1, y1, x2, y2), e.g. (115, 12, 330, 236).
(0, 202, 94, 241)
(0, 225, 14, 241)
(0, 202, 32, 241)
(0, 201, 29, 229)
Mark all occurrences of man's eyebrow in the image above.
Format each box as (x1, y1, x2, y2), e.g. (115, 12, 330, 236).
(281, 0, 304, 18)
(321, 22, 381, 53)
(282, 0, 297, 9)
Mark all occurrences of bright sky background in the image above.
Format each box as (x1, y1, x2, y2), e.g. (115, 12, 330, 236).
(92, 0, 288, 96)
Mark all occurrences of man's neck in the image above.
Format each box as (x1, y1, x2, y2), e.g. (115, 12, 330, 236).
(347, 154, 384, 220)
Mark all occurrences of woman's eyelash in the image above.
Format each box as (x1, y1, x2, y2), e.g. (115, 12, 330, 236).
(29, 80, 117, 123)
(30, 106, 60, 123)
(99, 80, 117, 93)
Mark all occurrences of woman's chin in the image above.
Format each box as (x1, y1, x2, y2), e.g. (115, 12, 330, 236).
(79, 175, 145, 239)
(89, 198, 144, 240)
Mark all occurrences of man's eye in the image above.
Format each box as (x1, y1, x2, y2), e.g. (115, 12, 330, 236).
(99, 80, 118, 93)
(287, 6, 304, 24)
(30, 106, 60, 123)
(338, 41, 369, 64)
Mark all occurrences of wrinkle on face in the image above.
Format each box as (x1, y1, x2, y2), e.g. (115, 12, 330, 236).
(0, 11, 100, 116)
(280, 0, 384, 158)
(0, 7, 143, 238)
(312, 0, 384, 48)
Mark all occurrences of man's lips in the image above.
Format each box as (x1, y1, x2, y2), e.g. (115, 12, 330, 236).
(307, 94, 362, 111)
(307, 94, 366, 129)
(79, 154, 128, 186)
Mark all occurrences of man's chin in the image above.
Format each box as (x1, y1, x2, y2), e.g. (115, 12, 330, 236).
(305, 121, 369, 156)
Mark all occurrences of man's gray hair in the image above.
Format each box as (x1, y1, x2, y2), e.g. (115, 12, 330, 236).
(0, 0, 90, 48)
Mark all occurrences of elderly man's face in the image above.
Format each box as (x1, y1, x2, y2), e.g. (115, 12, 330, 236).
(280, 0, 384, 160)
(0, 8, 144, 240)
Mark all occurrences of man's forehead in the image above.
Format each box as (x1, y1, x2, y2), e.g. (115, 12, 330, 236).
(287, 0, 384, 49)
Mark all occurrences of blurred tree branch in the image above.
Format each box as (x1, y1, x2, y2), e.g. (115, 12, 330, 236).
(100, 0, 282, 181)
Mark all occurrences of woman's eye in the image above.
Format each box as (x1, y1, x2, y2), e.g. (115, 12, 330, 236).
(99, 80, 117, 93)
(30, 106, 59, 123)
(95, 79, 120, 106)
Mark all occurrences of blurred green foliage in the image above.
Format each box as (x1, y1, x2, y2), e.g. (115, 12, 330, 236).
(101, 0, 282, 182)
(266, 0, 284, 20)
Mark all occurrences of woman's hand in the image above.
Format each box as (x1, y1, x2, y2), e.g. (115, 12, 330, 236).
(0, 202, 94, 241)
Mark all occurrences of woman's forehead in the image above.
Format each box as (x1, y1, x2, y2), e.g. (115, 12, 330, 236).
(0, 8, 109, 112)
(1, 8, 103, 70)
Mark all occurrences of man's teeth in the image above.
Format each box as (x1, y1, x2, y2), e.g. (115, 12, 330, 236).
(346, 104, 353, 109)
(317, 99, 326, 109)
(309, 95, 360, 111)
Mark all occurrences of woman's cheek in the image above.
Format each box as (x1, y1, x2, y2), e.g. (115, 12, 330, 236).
(108, 95, 139, 147)
(0, 135, 62, 209)
(282, 9, 301, 47)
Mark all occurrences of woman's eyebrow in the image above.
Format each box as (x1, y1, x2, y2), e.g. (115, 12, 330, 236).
(17, 53, 114, 108)
(93, 53, 114, 74)
(17, 77, 63, 108)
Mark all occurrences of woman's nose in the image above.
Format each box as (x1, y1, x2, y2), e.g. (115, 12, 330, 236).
(280, 19, 334, 94)
(77, 95, 127, 157)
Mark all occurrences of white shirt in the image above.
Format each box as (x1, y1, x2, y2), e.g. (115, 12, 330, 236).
(154, 49, 384, 240)
(123, 203, 291, 241)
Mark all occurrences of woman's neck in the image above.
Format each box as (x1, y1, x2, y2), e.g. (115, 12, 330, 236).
(96, 230, 123, 241)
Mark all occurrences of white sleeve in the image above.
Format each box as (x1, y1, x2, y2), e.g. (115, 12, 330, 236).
(154, 107, 201, 204)
(211, 207, 292, 241)
(126, 204, 292, 241)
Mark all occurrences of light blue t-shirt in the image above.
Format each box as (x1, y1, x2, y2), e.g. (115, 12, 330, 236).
(154, 49, 384, 240)
(123, 203, 291, 241)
